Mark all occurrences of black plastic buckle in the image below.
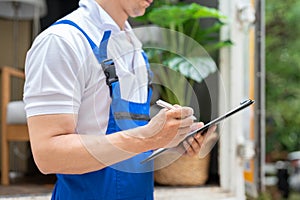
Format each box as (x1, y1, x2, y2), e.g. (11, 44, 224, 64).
(101, 59, 119, 87)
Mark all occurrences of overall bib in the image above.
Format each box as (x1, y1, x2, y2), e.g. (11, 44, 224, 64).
(51, 20, 154, 200)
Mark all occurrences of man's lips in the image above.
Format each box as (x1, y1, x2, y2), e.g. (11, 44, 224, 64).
(145, 0, 153, 7)
(146, 0, 153, 4)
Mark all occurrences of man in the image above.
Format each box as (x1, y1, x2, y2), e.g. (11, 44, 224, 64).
(24, 0, 212, 199)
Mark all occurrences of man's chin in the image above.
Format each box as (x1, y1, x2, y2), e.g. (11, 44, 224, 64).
(131, 10, 146, 18)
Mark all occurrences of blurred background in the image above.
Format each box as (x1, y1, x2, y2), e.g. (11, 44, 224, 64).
(0, 0, 299, 199)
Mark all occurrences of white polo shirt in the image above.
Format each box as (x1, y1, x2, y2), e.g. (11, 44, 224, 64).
(23, 0, 144, 135)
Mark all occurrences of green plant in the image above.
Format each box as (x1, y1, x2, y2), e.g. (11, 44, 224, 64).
(134, 0, 231, 105)
(265, 0, 300, 155)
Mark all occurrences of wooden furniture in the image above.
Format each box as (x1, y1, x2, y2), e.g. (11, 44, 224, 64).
(1, 66, 29, 185)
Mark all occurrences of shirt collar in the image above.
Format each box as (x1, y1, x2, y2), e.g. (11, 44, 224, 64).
(79, 0, 132, 33)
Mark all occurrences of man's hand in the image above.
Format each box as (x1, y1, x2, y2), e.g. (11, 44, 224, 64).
(179, 123, 217, 157)
(141, 106, 195, 150)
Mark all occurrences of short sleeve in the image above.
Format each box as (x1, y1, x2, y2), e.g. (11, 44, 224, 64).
(23, 34, 85, 117)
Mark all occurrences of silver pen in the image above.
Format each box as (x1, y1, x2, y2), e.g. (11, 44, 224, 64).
(156, 99, 197, 120)
(156, 99, 175, 109)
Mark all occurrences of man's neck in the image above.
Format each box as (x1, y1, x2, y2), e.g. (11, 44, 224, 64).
(96, 0, 128, 30)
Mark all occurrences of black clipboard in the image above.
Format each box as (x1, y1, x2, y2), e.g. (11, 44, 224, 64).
(141, 99, 255, 164)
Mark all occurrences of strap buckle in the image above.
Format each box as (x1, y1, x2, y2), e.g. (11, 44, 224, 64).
(101, 59, 118, 87)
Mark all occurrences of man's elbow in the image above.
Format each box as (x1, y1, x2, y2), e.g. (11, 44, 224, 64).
(31, 152, 53, 174)
(30, 144, 57, 174)
(35, 162, 52, 175)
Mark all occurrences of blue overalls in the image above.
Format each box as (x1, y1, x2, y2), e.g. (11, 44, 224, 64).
(51, 20, 154, 200)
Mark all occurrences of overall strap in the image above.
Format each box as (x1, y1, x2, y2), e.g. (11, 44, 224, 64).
(98, 31, 111, 62)
(53, 20, 97, 50)
(52, 20, 118, 88)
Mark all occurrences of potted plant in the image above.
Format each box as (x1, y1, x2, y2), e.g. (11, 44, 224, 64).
(133, 0, 231, 186)
(135, 1, 230, 105)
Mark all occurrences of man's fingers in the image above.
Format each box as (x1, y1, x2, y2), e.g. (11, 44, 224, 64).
(183, 139, 196, 156)
(187, 137, 200, 155)
(168, 106, 194, 119)
(177, 126, 191, 136)
(182, 140, 190, 152)
(209, 125, 217, 133)
(190, 122, 204, 131)
(178, 115, 195, 128)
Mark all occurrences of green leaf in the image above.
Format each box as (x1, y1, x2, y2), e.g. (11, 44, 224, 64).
(147, 5, 191, 27)
(192, 4, 227, 19)
(164, 56, 217, 83)
(198, 21, 225, 36)
(147, 3, 226, 28)
(204, 40, 233, 53)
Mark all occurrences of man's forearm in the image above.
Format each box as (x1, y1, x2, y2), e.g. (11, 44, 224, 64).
(28, 113, 152, 175)
(79, 126, 152, 169)
(32, 127, 150, 175)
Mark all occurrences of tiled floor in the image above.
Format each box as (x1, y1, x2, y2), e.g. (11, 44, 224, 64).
(0, 173, 234, 200)
(0, 173, 56, 198)
(0, 185, 235, 200)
